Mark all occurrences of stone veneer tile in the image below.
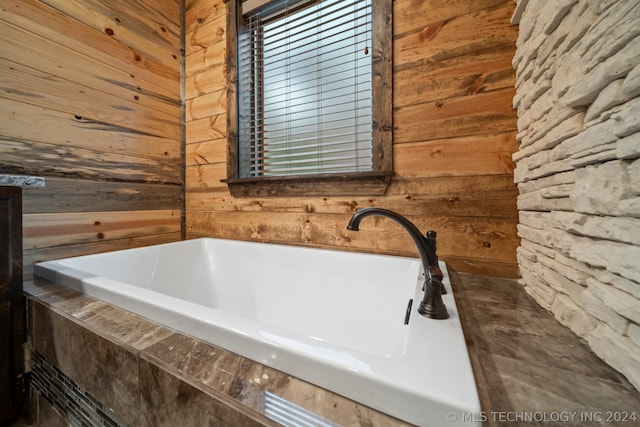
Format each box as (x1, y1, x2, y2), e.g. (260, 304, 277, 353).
(29, 299, 140, 426)
(513, 0, 640, 391)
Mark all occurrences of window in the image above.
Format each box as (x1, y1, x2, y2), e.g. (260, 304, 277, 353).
(225, 0, 392, 196)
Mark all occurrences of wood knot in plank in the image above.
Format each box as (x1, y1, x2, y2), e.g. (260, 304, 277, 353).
(420, 21, 444, 42)
(195, 153, 209, 165)
(468, 75, 485, 95)
(500, 153, 516, 173)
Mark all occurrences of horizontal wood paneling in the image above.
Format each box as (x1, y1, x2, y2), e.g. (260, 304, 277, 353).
(393, 2, 517, 68)
(393, 132, 518, 177)
(186, 210, 518, 265)
(393, 0, 508, 36)
(0, 16, 179, 111)
(1, 0, 183, 274)
(0, 0, 179, 98)
(22, 178, 181, 213)
(38, 0, 181, 71)
(185, 192, 518, 221)
(185, 163, 226, 190)
(1, 137, 180, 183)
(185, 89, 225, 122)
(23, 210, 180, 250)
(393, 89, 517, 143)
(183, 0, 520, 277)
(393, 47, 516, 108)
(0, 58, 179, 140)
(185, 13, 225, 56)
(185, 65, 225, 100)
(184, 41, 226, 78)
(0, 100, 179, 160)
(22, 233, 181, 277)
(186, 139, 226, 168)
(2, 0, 521, 279)
(186, 115, 226, 144)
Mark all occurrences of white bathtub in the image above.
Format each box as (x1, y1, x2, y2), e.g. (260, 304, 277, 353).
(34, 238, 480, 427)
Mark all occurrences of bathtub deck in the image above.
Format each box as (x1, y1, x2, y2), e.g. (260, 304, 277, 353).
(23, 272, 640, 427)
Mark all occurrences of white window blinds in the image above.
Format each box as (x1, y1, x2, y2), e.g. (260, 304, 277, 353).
(238, 0, 373, 178)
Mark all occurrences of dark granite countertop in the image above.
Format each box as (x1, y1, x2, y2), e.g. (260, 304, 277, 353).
(0, 174, 45, 187)
(23, 271, 640, 426)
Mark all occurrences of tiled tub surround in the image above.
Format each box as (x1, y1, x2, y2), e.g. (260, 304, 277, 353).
(33, 238, 479, 426)
(29, 351, 127, 427)
(25, 272, 640, 427)
(511, 0, 640, 389)
(25, 278, 413, 427)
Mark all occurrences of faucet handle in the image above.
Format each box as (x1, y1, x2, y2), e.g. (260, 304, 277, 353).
(425, 231, 440, 267)
(425, 231, 446, 295)
(425, 231, 437, 261)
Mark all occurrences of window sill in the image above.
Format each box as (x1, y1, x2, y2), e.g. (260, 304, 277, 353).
(222, 171, 393, 197)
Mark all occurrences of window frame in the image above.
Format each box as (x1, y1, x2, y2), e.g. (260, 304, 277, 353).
(224, 0, 392, 197)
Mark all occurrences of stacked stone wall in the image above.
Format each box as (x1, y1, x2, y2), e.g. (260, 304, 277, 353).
(512, 0, 640, 389)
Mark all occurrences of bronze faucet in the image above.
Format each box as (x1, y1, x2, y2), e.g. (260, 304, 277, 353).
(346, 208, 449, 320)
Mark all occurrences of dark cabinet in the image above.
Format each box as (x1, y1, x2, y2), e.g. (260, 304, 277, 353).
(0, 186, 24, 425)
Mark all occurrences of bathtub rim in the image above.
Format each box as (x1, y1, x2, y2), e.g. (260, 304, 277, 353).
(33, 238, 482, 427)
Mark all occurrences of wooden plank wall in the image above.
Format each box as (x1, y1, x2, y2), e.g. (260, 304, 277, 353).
(0, 0, 183, 276)
(184, 0, 521, 277)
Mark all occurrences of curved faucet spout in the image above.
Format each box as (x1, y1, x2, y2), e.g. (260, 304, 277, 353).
(347, 207, 449, 320)
(347, 208, 437, 268)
